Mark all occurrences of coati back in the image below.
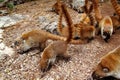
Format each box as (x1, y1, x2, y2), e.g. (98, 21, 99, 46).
(92, 46, 120, 79)
(111, 16, 120, 32)
(39, 3, 73, 72)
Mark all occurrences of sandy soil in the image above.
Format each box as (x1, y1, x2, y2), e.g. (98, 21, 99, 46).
(0, 0, 120, 80)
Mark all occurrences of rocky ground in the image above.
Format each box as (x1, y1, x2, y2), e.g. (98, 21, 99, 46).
(0, 0, 120, 80)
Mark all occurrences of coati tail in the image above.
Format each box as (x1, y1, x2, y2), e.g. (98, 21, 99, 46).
(111, 0, 120, 18)
(57, 2, 63, 35)
(61, 4, 73, 43)
(84, 0, 93, 14)
(88, 13, 96, 26)
(92, 0, 102, 22)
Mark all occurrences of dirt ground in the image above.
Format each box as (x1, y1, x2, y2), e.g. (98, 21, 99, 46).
(0, 0, 120, 80)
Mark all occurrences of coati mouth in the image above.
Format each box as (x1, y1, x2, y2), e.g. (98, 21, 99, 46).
(92, 71, 104, 80)
(91, 71, 117, 80)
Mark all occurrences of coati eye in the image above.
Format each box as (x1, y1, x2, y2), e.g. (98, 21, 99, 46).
(102, 67, 109, 73)
(14, 41, 19, 46)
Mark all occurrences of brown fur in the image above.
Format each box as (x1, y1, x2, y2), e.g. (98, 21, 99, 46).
(39, 3, 73, 72)
(111, 0, 120, 18)
(92, 0, 114, 42)
(92, 46, 120, 79)
(57, 23, 95, 41)
(98, 16, 113, 42)
(57, 1, 95, 42)
(111, 16, 120, 31)
(52, 0, 62, 14)
(92, 0, 103, 22)
(13, 29, 86, 53)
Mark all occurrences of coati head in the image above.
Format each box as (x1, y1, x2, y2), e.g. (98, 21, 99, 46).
(13, 36, 39, 54)
(39, 57, 50, 72)
(39, 51, 56, 72)
(82, 25, 96, 42)
(100, 16, 113, 42)
(73, 24, 95, 42)
(92, 47, 120, 79)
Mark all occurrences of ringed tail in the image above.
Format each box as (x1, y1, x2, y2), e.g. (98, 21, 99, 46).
(111, 0, 120, 18)
(61, 3, 73, 43)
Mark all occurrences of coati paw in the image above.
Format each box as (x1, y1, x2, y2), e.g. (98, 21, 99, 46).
(87, 37, 94, 43)
(73, 36, 81, 40)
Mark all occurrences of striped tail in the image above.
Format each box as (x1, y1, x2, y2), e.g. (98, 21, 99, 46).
(111, 0, 120, 18)
(57, 1, 63, 35)
(61, 3, 73, 43)
(92, 0, 102, 22)
(88, 13, 97, 26)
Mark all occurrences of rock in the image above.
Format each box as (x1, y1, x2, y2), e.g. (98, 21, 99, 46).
(0, 14, 28, 28)
(0, 43, 6, 50)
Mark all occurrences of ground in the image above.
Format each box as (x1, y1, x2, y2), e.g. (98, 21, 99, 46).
(0, 0, 120, 80)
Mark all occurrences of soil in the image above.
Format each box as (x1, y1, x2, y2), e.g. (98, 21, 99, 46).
(0, 0, 120, 80)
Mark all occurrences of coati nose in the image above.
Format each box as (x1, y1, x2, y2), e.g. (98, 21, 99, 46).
(14, 41, 19, 46)
(103, 32, 110, 42)
(92, 71, 101, 80)
(73, 36, 80, 40)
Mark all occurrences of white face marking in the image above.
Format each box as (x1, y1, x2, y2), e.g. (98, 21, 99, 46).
(23, 40, 31, 51)
(92, 30, 95, 37)
(100, 16, 113, 39)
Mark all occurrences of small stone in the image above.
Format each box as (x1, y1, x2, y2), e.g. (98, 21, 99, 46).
(0, 43, 5, 50)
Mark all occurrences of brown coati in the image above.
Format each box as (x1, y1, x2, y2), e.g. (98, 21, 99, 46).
(39, 3, 73, 72)
(92, 46, 120, 79)
(92, 0, 114, 42)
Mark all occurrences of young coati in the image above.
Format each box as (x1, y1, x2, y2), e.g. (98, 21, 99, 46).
(39, 3, 73, 72)
(92, 0, 114, 42)
(57, 0, 95, 42)
(98, 16, 113, 42)
(13, 29, 86, 54)
(92, 46, 120, 79)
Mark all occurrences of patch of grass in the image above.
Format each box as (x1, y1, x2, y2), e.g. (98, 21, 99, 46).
(0, 0, 4, 3)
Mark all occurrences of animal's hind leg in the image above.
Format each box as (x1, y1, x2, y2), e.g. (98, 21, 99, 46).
(40, 42, 46, 52)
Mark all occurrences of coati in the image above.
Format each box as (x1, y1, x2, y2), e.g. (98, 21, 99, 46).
(13, 29, 86, 54)
(57, 16, 95, 42)
(92, 46, 120, 79)
(98, 16, 113, 42)
(39, 3, 73, 72)
(92, 0, 114, 42)
(57, 0, 95, 42)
